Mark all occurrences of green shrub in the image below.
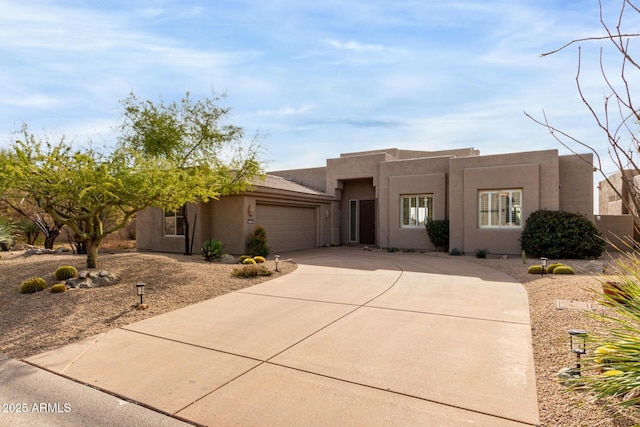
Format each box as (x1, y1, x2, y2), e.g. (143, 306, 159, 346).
(50, 283, 67, 293)
(253, 256, 265, 263)
(231, 264, 273, 278)
(248, 225, 270, 257)
(201, 239, 225, 261)
(546, 263, 563, 274)
(239, 255, 252, 263)
(19, 277, 47, 294)
(55, 265, 78, 280)
(243, 258, 257, 264)
(474, 248, 488, 258)
(527, 265, 546, 274)
(553, 265, 575, 274)
(449, 248, 462, 256)
(520, 210, 605, 259)
(425, 219, 449, 252)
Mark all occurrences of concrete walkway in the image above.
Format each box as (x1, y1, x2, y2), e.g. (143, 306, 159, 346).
(15, 247, 539, 426)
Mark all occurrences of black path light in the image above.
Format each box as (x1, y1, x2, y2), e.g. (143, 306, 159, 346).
(274, 254, 280, 272)
(540, 257, 548, 276)
(136, 282, 145, 306)
(569, 329, 588, 375)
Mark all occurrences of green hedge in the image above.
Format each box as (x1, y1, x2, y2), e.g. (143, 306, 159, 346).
(520, 210, 605, 259)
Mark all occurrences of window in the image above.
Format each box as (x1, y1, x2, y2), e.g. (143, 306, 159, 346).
(479, 189, 522, 228)
(401, 195, 433, 228)
(349, 200, 357, 242)
(164, 206, 186, 236)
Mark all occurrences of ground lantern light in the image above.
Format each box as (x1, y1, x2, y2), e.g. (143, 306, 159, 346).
(274, 254, 280, 272)
(569, 329, 588, 375)
(136, 282, 145, 306)
(540, 257, 548, 276)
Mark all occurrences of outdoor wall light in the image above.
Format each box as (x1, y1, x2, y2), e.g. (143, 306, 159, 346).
(569, 329, 588, 375)
(248, 204, 255, 217)
(136, 282, 145, 306)
(274, 254, 280, 272)
(540, 257, 548, 275)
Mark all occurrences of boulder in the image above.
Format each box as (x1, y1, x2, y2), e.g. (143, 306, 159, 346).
(66, 270, 120, 288)
(220, 254, 236, 264)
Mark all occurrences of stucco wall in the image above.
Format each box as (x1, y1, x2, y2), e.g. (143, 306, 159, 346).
(595, 214, 635, 252)
(379, 156, 450, 249)
(206, 195, 247, 254)
(135, 203, 198, 253)
(326, 153, 391, 197)
(559, 154, 594, 219)
(449, 150, 559, 255)
(269, 167, 328, 192)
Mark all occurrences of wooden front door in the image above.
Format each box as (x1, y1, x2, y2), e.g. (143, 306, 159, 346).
(359, 200, 376, 245)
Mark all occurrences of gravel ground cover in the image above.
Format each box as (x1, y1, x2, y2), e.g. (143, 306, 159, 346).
(1, 248, 640, 426)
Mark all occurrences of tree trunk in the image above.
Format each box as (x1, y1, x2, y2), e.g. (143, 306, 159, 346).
(86, 240, 100, 269)
(44, 229, 60, 250)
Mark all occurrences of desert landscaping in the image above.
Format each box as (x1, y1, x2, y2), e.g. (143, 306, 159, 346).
(1, 246, 640, 426)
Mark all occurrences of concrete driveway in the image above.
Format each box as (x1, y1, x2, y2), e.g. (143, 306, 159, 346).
(22, 247, 539, 426)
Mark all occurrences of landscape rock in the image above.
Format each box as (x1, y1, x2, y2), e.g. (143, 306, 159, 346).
(66, 270, 120, 288)
(220, 254, 236, 264)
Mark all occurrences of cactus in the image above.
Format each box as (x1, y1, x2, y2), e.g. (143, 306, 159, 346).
(201, 239, 225, 261)
(239, 255, 252, 263)
(253, 256, 266, 264)
(55, 265, 78, 280)
(553, 265, 575, 274)
(50, 283, 67, 293)
(19, 277, 48, 294)
(242, 258, 257, 264)
(546, 263, 563, 274)
(527, 265, 546, 274)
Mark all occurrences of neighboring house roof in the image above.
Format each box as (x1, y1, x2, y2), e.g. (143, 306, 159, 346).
(252, 174, 328, 196)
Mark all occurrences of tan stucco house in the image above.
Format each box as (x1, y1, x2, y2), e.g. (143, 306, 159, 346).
(137, 147, 595, 255)
(596, 170, 638, 248)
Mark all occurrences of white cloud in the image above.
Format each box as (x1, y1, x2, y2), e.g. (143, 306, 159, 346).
(324, 38, 385, 53)
(257, 105, 315, 118)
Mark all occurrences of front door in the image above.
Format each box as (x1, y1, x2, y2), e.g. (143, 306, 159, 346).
(359, 200, 376, 245)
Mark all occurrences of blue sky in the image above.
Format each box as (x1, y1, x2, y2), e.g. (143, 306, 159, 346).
(0, 0, 636, 173)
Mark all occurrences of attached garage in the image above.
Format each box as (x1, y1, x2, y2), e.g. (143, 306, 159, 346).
(256, 204, 317, 253)
(137, 174, 332, 255)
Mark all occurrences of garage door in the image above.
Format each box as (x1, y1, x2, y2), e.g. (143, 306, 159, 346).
(256, 204, 316, 253)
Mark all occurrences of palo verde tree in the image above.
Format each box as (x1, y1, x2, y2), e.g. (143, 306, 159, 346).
(1, 127, 208, 268)
(119, 91, 263, 255)
(525, 0, 640, 230)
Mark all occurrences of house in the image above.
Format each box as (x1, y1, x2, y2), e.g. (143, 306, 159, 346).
(137, 147, 595, 255)
(596, 170, 638, 248)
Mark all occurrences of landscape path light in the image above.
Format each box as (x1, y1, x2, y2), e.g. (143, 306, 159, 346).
(569, 329, 588, 376)
(136, 282, 145, 306)
(274, 254, 280, 272)
(540, 257, 548, 276)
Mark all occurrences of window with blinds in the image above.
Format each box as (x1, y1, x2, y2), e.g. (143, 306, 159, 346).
(479, 190, 522, 228)
(401, 195, 433, 228)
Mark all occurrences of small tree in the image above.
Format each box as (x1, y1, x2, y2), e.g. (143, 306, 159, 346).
(248, 226, 270, 257)
(425, 219, 449, 252)
(119, 91, 263, 255)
